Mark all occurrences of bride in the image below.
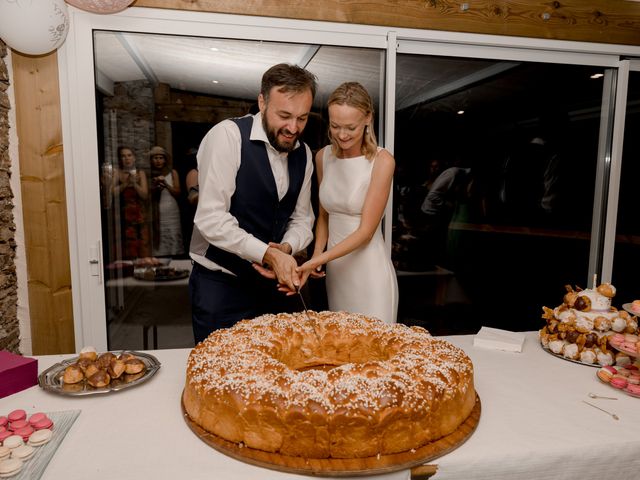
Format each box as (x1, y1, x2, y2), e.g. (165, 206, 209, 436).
(296, 82, 398, 324)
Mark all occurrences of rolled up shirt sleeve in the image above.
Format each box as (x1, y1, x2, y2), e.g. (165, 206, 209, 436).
(193, 120, 268, 264)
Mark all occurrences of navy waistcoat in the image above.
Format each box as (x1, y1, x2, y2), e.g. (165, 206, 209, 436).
(204, 115, 307, 279)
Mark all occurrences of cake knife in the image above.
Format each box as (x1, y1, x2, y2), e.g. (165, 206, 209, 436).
(296, 287, 321, 341)
(296, 287, 312, 321)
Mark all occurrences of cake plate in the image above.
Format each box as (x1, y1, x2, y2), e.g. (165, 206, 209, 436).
(181, 393, 481, 477)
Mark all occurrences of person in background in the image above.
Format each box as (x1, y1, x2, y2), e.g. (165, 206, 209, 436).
(418, 165, 471, 267)
(185, 167, 199, 207)
(189, 63, 317, 343)
(149, 146, 184, 257)
(294, 82, 398, 324)
(112, 146, 151, 259)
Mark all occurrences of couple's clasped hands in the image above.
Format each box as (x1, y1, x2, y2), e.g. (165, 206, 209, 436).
(252, 242, 325, 295)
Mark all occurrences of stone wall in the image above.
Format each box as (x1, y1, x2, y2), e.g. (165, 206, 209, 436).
(102, 80, 155, 171)
(0, 40, 19, 353)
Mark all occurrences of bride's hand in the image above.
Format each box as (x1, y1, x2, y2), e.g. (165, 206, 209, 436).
(296, 259, 326, 280)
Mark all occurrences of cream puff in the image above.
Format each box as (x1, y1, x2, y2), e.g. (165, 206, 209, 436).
(97, 352, 117, 370)
(87, 370, 111, 388)
(78, 346, 98, 361)
(108, 359, 126, 379)
(62, 364, 84, 384)
(124, 358, 145, 375)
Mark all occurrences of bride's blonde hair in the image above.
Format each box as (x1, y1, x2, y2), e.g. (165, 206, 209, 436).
(327, 82, 378, 160)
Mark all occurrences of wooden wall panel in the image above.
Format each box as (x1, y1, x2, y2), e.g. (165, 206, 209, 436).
(134, 0, 640, 46)
(12, 51, 74, 355)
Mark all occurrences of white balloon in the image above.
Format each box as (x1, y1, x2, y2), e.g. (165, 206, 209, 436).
(65, 0, 134, 14)
(0, 0, 69, 55)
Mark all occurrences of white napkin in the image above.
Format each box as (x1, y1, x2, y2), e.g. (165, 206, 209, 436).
(473, 326, 525, 353)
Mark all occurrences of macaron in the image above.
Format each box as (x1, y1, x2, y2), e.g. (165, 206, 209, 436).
(0, 418, 6, 429)
(597, 368, 613, 383)
(616, 367, 631, 377)
(6, 411, 25, 423)
(621, 342, 638, 354)
(1, 435, 22, 450)
(32, 416, 53, 431)
(7, 420, 28, 432)
(0, 458, 22, 478)
(28, 413, 46, 427)
(611, 333, 626, 344)
(0, 447, 8, 460)
(14, 426, 34, 442)
(0, 431, 12, 444)
(28, 428, 52, 447)
(625, 383, 640, 396)
(10, 444, 34, 461)
(610, 376, 628, 389)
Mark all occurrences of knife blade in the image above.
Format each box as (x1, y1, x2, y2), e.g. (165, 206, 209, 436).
(297, 288, 312, 321)
(296, 287, 320, 341)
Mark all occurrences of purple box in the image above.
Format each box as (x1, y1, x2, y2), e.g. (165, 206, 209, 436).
(0, 351, 38, 398)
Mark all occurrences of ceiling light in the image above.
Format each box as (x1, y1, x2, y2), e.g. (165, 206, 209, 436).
(211, 80, 219, 84)
(590, 73, 604, 79)
(209, 47, 219, 51)
(457, 110, 465, 115)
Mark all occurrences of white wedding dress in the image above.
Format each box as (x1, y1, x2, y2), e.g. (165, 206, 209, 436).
(319, 147, 398, 324)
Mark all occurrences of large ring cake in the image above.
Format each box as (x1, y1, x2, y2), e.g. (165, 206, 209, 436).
(183, 311, 476, 459)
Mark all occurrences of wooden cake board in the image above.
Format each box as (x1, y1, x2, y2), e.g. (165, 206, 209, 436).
(181, 393, 481, 477)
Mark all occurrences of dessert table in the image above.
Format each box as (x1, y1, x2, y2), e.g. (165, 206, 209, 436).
(2, 332, 640, 479)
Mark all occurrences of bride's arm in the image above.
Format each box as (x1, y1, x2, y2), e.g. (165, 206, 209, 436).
(298, 149, 395, 274)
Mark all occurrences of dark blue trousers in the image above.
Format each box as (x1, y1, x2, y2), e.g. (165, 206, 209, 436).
(189, 262, 298, 343)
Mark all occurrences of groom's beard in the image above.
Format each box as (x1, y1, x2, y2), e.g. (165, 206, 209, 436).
(263, 116, 301, 153)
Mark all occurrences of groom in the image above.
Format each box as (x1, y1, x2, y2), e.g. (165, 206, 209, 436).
(189, 63, 317, 343)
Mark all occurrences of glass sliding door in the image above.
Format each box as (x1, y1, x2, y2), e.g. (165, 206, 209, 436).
(612, 65, 640, 305)
(392, 51, 615, 335)
(93, 30, 385, 350)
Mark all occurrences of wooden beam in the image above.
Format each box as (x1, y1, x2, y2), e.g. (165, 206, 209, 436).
(12, 51, 75, 355)
(133, 0, 640, 46)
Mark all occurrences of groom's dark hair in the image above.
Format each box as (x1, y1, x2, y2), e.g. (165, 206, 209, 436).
(261, 63, 317, 102)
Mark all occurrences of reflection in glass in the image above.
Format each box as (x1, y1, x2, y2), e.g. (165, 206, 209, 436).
(94, 31, 383, 350)
(613, 71, 640, 304)
(393, 55, 607, 335)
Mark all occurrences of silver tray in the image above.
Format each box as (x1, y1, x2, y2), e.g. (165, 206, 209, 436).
(38, 350, 161, 396)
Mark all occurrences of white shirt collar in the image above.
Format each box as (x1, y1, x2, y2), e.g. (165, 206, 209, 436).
(250, 111, 301, 153)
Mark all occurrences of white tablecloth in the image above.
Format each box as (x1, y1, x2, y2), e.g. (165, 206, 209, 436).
(2, 332, 640, 479)
(436, 332, 640, 480)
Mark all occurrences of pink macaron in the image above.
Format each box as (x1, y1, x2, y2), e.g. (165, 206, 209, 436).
(625, 383, 640, 396)
(0, 417, 7, 428)
(8, 420, 28, 432)
(0, 430, 13, 443)
(7, 410, 26, 423)
(610, 376, 628, 389)
(612, 333, 626, 344)
(28, 413, 47, 427)
(14, 426, 34, 441)
(33, 417, 53, 431)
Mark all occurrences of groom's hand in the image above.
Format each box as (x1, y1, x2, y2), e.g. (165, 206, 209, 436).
(256, 244, 300, 293)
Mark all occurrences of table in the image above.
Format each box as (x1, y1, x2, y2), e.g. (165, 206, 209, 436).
(106, 259, 192, 349)
(2, 332, 640, 479)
